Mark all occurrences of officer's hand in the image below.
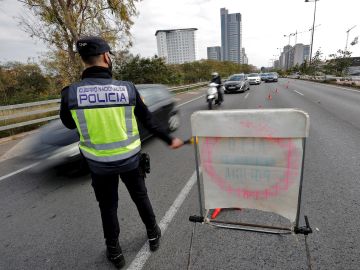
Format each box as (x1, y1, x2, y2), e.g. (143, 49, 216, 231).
(170, 138, 183, 149)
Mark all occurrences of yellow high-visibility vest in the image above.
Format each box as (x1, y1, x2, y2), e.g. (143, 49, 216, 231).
(68, 79, 140, 162)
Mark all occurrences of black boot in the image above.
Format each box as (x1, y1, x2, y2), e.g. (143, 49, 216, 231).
(106, 239, 125, 269)
(147, 224, 161, 251)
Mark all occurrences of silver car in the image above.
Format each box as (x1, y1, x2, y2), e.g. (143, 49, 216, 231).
(224, 74, 250, 93)
(247, 73, 261, 85)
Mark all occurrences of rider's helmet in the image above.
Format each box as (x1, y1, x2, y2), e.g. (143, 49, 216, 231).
(211, 72, 219, 79)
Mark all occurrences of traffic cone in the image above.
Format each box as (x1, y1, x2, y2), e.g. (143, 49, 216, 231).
(211, 208, 222, 219)
(268, 93, 272, 100)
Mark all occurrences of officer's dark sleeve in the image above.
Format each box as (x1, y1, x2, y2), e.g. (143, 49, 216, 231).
(60, 87, 77, 129)
(133, 87, 174, 145)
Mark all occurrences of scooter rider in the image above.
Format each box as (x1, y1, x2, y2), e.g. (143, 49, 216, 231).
(210, 72, 223, 103)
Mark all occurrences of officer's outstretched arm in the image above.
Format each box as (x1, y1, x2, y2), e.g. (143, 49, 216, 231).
(170, 138, 183, 149)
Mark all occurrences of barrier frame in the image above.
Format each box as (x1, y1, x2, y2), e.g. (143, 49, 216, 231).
(189, 109, 312, 235)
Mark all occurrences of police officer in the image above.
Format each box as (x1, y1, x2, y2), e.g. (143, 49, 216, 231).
(60, 36, 183, 269)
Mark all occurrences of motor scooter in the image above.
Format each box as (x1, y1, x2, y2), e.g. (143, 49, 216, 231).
(206, 83, 223, 109)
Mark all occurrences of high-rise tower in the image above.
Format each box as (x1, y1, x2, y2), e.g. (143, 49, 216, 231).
(220, 8, 242, 64)
(155, 28, 197, 64)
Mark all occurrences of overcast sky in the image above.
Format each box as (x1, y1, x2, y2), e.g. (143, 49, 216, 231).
(1, 0, 360, 68)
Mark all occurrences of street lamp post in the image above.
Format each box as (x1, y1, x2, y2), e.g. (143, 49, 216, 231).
(305, 0, 319, 65)
(345, 25, 357, 52)
(284, 33, 296, 70)
(272, 55, 279, 68)
(271, 59, 277, 68)
(276, 47, 282, 68)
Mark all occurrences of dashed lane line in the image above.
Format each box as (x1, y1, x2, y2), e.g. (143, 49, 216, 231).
(294, 90, 304, 96)
(176, 94, 205, 108)
(244, 93, 249, 99)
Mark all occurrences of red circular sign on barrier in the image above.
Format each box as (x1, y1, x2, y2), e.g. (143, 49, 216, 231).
(200, 121, 302, 200)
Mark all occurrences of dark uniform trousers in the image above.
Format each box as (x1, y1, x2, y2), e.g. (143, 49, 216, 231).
(91, 167, 156, 241)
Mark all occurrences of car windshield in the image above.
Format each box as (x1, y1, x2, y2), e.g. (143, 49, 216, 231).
(229, 75, 244, 81)
(248, 73, 259, 77)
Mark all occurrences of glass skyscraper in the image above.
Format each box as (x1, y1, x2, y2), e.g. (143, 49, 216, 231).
(220, 8, 242, 64)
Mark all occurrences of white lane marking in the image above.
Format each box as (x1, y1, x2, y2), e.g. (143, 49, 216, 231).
(0, 162, 41, 183)
(127, 171, 197, 270)
(0, 148, 77, 183)
(176, 95, 205, 108)
(294, 90, 304, 96)
(0, 95, 204, 182)
(244, 93, 249, 99)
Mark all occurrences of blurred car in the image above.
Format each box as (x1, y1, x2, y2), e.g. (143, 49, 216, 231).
(247, 73, 261, 85)
(289, 73, 301, 79)
(260, 73, 268, 81)
(224, 74, 250, 93)
(21, 84, 180, 162)
(136, 84, 180, 139)
(264, 72, 278, 83)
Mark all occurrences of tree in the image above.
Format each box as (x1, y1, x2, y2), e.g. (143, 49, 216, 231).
(114, 55, 181, 84)
(325, 49, 352, 76)
(288, 63, 300, 74)
(0, 62, 51, 104)
(308, 48, 323, 75)
(299, 60, 308, 74)
(19, 0, 140, 85)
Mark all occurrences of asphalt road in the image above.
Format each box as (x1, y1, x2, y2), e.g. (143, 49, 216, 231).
(1, 79, 360, 270)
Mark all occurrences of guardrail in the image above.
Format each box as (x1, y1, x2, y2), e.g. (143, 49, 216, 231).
(0, 82, 207, 133)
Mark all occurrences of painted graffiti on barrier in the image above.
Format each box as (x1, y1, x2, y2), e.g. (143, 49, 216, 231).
(199, 121, 302, 200)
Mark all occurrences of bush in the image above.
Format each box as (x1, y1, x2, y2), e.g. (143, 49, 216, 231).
(113, 56, 255, 85)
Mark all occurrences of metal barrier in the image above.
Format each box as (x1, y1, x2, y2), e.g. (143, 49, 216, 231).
(0, 82, 207, 132)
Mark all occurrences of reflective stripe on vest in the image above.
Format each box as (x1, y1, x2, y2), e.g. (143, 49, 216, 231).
(81, 144, 141, 162)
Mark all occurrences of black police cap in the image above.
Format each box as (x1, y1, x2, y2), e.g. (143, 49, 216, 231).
(76, 36, 113, 57)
